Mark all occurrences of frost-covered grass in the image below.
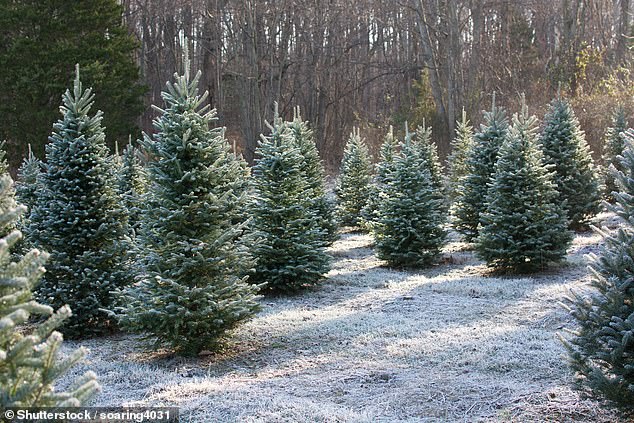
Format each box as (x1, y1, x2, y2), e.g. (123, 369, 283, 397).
(60, 213, 630, 422)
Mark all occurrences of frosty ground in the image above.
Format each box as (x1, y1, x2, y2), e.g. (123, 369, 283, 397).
(61, 213, 630, 422)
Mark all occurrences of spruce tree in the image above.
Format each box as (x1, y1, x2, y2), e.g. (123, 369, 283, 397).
(539, 97, 601, 230)
(115, 51, 260, 355)
(361, 126, 399, 231)
(414, 123, 444, 194)
(452, 95, 509, 241)
(602, 107, 629, 202)
(476, 101, 572, 273)
(250, 114, 330, 292)
(447, 109, 474, 202)
(0, 175, 99, 407)
(335, 128, 373, 227)
(28, 66, 128, 337)
(117, 139, 147, 232)
(561, 129, 634, 409)
(16, 145, 42, 216)
(374, 128, 447, 267)
(287, 107, 337, 245)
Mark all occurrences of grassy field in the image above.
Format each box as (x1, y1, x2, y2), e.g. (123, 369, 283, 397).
(61, 213, 630, 422)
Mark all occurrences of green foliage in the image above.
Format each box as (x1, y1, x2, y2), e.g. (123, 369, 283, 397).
(116, 53, 260, 355)
(0, 0, 145, 168)
(15, 145, 42, 216)
(335, 129, 373, 227)
(250, 114, 330, 292)
(287, 108, 337, 245)
(562, 129, 634, 409)
(28, 66, 128, 337)
(447, 109, 474, 202)
(0, 175, 99, 407)
(452, 95, 509, 241)
(539, 97, 601, 230)
(602, 107, 629, 202)
(374, 129, 447, 267)
(476, 102, 572, 273)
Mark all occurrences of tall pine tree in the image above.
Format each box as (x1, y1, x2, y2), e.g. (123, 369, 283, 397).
(539, 97, 601, 230)
(0, 174, 99, 407)
(29, 66, 128, 337)
(374, 128, 446, 267)
(250, 113, 330, 292)
(476, 101, 572, 273)
(287, 107, 337, 245)
(561, 129, 634, 409)
(335, 128, 373, 227)
(602, 107, 629, 203)
(116, 49, 260, 355)
(452, 94, 509, 241)
(447, 109, 474, 202)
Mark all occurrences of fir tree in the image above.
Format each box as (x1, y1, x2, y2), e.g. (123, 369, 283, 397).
(116, 50, 260, 355)
(414, 122, 444, 194)
(335, 128, 373, 227)
(602, 106, 629, 203)
(0, 174, 99, 407)
(539, 97, 601, 230)
(287, 107, 337, 245)
(452, 94, 509, 241)
(476, 101, 572, 273)
(361, 126, 399, 231)
(250, 114, 330, 292)
(561, 129, 634, 409)
(28, 65, 128, 337)
(447, 109, 474, 202)
(16, 145, 42, 216)
(374, 128, 447, 267)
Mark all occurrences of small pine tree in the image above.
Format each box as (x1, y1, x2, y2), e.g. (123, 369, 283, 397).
(602, 107, 629, 202)
(476, 101, 572, 273)
(414, 123, 444, 194)
(0, 175, 99, 407)
(28, 66, 128, 337)
(361, 126, 399, 230)
(539, 97, 601, 230)
(287, 107, 337, 245)
(374, 128, 447, 267)
(561, 129, 634, 409)
(335, 129, 373, 227)
(16, 145, 42, 216)
(250, 113, 330, 292)
(452, 94, 509, 241)
(447, 109, 474, 202)
(117, 139, 147, 232)
(116, 49, 260, 355)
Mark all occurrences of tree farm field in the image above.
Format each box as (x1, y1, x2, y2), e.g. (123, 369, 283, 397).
(60, 214, 628, 422)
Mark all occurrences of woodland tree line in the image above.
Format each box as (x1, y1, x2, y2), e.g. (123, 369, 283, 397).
(121, 0, 634, 167)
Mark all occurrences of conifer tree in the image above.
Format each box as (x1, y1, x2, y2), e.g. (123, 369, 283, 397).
(0, 174, 99, 407)
(452, 95, 509, 241)
(414, 123, 444, 194)
(28, 66, 128, 337)
(117, 139, 147, 232)
(602, 107, 629, 202)
(361, 126, 399, 230)
(539, 97, 601, 230)
(16, 145, 42, 216)
(447, 109, 474, 202)
(287, 107, 337, 245)
(115, 49, 260, 355)
(250, 113, 330, 292)
(335, 129, 373, 227)
(561, 129, 634, 409)
(374, 128, 447, 267)
(476, 101, 572, 273)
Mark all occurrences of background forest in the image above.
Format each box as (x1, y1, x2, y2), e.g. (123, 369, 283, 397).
(1, 0, 633, 170)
